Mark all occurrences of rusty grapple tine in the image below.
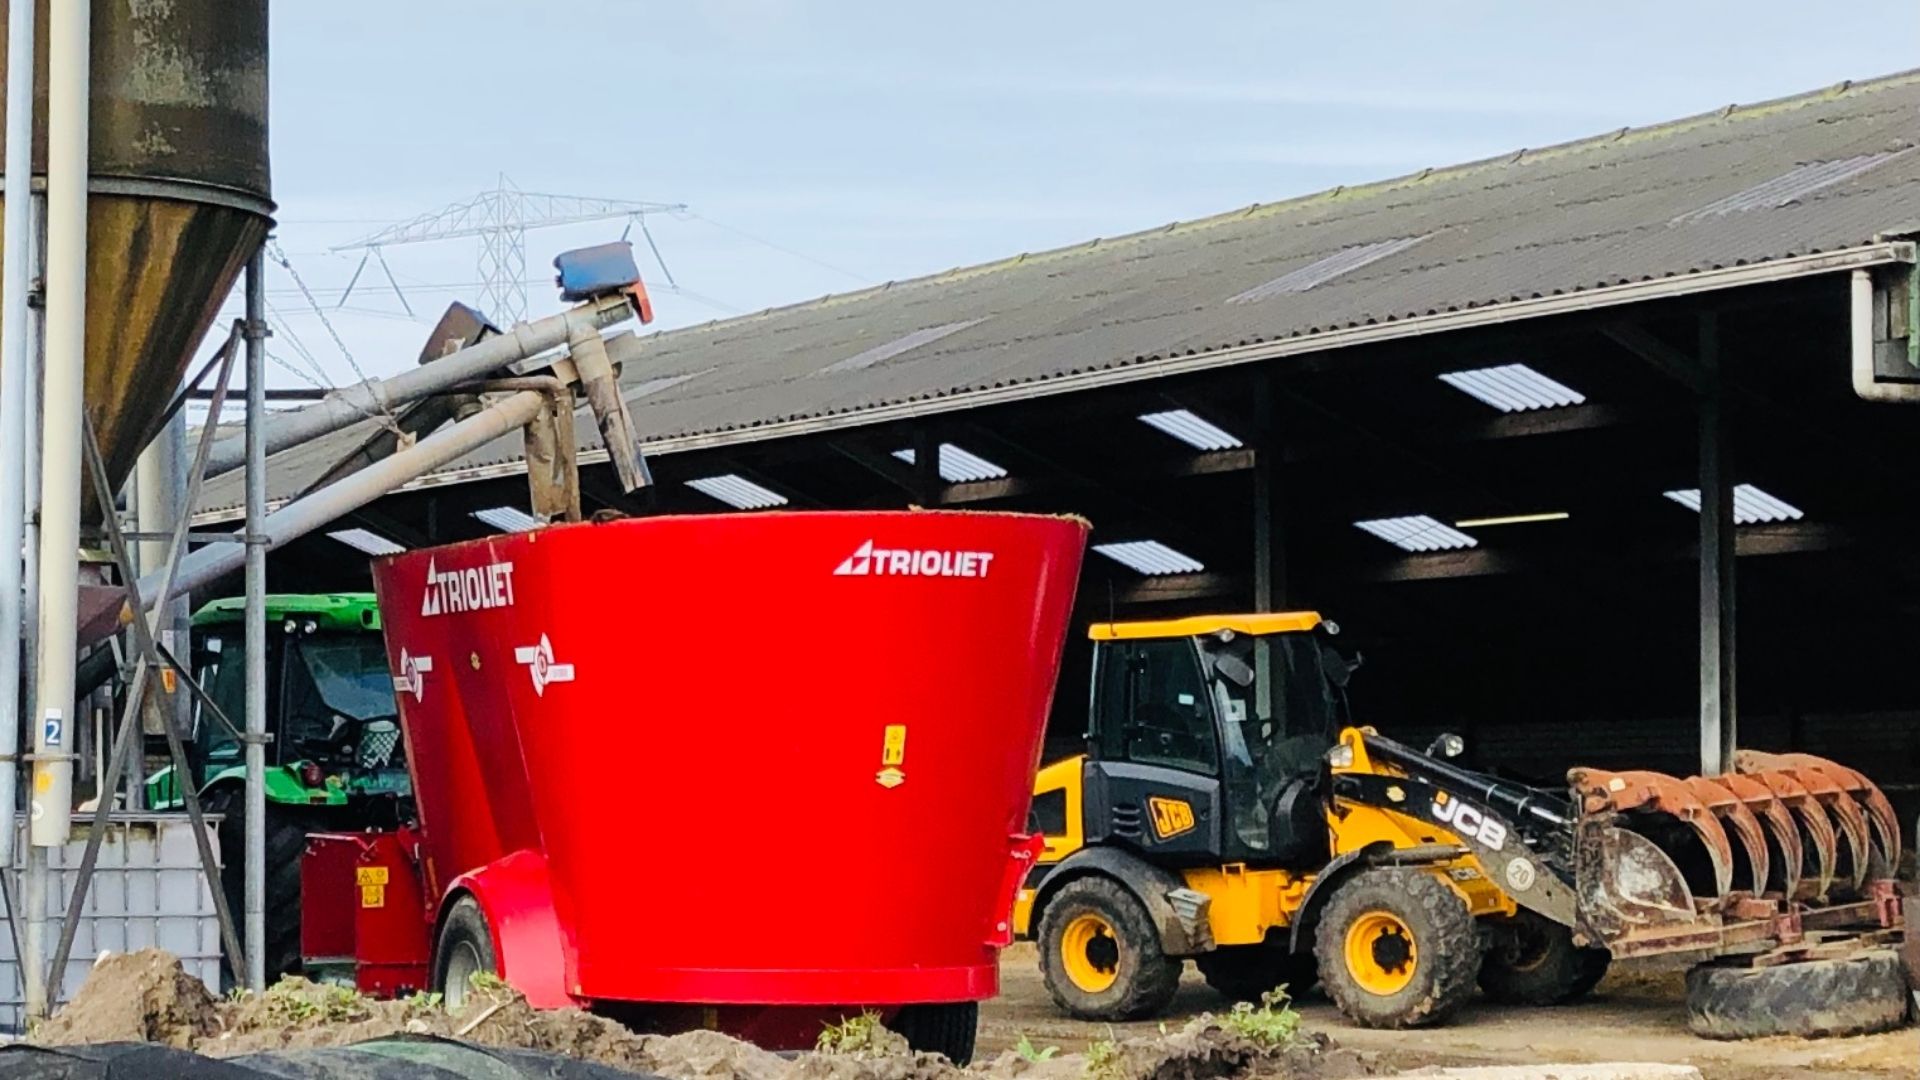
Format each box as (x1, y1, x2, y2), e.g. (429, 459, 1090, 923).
(1742, 770, 1838, 901)
(1715, 771, 1802, 900)
(1738, 752, 1873, 896)
(1742, 751, 1901, 876)
(1568, 767, 1734, 899)
(1683, 775, 1769, 898)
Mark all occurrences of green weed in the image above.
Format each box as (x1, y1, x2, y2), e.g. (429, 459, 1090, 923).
(816, 1010, 894, 1056)
(1014, 1034, 1060, 1062)
(1219, 987, 1303, 1050)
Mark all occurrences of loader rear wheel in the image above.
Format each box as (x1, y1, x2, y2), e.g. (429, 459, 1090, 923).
(432, 896, 499, 1012)
(1479, 911, 1610, 1005)
(1038, 877, 1180, 1021)
(1195, 944, 1318, 1003)
(890, 1002, 978, 1065)
(1314, 868, 1481, 1029)
(207, 789, 307, 985)
(1685, 951, 1911, 1040)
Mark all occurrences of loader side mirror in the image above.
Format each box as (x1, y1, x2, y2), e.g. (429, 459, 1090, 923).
(1428, 733, 1466, 759)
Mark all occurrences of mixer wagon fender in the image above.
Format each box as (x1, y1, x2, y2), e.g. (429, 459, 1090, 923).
(433, 849, 574, 1010)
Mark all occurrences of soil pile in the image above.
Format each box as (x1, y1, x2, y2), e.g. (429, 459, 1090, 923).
(34, 949, 223, 1049)
(33, 951, 1361, 1079)
(980, 1019, 1363, 1080)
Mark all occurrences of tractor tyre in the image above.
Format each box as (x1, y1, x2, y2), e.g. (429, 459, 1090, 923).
(1478, 911, 1610, 1006)
(208, 789, 308, 985)
(890, 1001, 978, 1065)
(1037, 876, 1181, 1021)
(431, 896, 500, 1012)
(1195, 944, 1318, 1003)
(1314, 867, 1482, 1029)
(1685, 951, 1912, 1040)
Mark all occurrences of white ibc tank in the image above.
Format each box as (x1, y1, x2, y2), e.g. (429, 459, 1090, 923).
(0, 813, 222, 1029)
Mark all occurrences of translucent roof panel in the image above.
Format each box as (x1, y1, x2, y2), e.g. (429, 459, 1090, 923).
(818, 319, 987, 375)
(891, 443, 1008, 483)
(686, 474, 789, 510)
(1672, 150, 1910, 223)
(1138, 409, 1244, 450)
(1438, 363, 1586, 412)
(1662, 484, 1804, 524)
(1354, 515, 1479, 552)
(1092, 540, 1206, 576)
(1225, 236, 1426, 304)
(471, 506, 542, 533)
(328, 528, 404, 556)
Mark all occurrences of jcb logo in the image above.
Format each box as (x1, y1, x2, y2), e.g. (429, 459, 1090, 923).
(1431, 795, 1508, 851)
(1148, 797, 1196, 840)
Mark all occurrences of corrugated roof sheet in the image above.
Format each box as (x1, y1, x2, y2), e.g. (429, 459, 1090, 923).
(199, 70, 1920, 516)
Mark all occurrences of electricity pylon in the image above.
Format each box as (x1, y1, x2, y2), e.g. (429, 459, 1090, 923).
(332, 174, 687, 326)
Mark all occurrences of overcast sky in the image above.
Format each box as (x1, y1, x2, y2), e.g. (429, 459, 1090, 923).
(212, 1, 1920, 400)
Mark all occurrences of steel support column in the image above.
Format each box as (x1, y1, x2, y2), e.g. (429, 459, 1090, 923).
(1251, 369, 1288, 612)
(1698, 312, 1736, 774)
(242, 251, 268, 991)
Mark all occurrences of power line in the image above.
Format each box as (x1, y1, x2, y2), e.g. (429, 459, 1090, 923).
(683, 211, 871, 284)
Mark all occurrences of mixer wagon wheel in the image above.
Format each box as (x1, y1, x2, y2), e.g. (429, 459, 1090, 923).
(1478, 910, 1610, 1006)
(889, 1001, 979, 1065)
(1685, 951, 1912, 1040)
(1195, 944, 1319, 1003)
(206, 789, 308, 985)
(1314, 868, 1482, 1029)
(1037, 877, 1181, 1021)
(431, 896, 499, 1011)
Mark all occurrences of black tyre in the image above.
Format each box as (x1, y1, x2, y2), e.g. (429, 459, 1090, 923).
(890, 1002, 978, 1065)
(1195, 944, 1318, 1002)
(1479, 911, 1610, 1006)
(1686, 951, 1912, 1040)
(1313, 868, 1482, 1029)
(208, 788, 308, 985)
(431, 896, 500, 1012)
(1036, 876, 1181, 1021)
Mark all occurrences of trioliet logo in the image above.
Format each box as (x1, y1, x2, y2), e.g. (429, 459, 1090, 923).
(833, 539, 995, 578)
(421, 558, 516, 617)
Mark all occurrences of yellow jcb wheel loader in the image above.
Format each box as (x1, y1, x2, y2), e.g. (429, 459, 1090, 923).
(1013, 613, 1905, 1031)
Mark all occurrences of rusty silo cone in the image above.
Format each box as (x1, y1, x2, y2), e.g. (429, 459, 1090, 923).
(0, 0, 273, 521)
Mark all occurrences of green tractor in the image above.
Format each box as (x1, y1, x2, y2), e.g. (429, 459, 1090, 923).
(147, 593, 406, 979)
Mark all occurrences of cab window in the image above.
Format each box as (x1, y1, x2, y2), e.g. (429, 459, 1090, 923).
(1094, 639, 1218, 776)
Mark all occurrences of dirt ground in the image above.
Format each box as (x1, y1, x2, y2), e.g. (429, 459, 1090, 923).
(981, 945, 1918, 1080)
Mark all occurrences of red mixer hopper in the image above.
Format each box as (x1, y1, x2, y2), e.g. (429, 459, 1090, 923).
(367, 510, 1086, 1031)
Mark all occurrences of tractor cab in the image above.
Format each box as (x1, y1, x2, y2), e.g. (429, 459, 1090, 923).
(149, 594, 410, 811)
(1059, 612, 1355, 867)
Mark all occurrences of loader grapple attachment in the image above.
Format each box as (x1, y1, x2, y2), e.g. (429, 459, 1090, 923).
(1568, 752, 1904, 961)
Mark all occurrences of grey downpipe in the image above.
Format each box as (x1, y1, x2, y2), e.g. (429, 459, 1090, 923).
(200, 294, 636, 478)
(1851, 268, 1920, 403)
(148, 389, 551, 605)
(0, 0, 34, 901)
(25, 0, 89, 1021)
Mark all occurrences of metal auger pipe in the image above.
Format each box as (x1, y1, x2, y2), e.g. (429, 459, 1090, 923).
(200, 293, 636, 479)
(147, 388, 551, 605)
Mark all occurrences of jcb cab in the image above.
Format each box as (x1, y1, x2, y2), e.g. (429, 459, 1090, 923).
(1013, 613, 1606, 1029)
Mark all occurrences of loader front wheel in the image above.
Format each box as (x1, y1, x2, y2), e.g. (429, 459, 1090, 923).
(1038, 877, 1180, 1021)
(1479, 911, 1610, 1006)
(432, 896, 499, 1011)
(1195, 944, 1318, 1003)
(1314, 868, 1481, 1028)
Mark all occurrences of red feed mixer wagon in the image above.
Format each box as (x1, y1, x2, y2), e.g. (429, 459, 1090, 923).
(299, 510, 1088, 1060)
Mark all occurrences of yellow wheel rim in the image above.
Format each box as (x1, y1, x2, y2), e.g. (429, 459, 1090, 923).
(1059, 912, 1121, 994)
(1344, 911, 1417, 996)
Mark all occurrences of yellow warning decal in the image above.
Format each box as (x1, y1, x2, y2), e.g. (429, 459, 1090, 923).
(360, 884, 385, 909)
(355, 867, 389, 887)
(1148, 797, 1196, 840)
(881, 724, 907, 766)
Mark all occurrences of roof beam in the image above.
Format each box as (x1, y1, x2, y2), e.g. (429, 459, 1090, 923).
(1603, 323, 1710, 393)
(1352, 522, 1853, 583)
